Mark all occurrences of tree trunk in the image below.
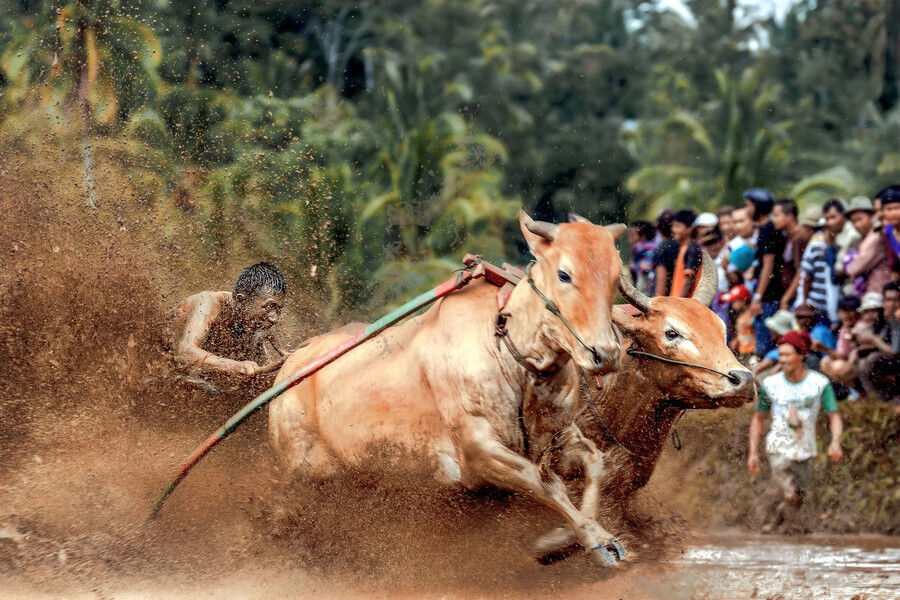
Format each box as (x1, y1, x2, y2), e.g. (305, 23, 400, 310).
(76, 20, 98, 209)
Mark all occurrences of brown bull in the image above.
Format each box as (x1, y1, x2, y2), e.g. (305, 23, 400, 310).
(269, 211, 630, 566)
(527, 252, 757, 560)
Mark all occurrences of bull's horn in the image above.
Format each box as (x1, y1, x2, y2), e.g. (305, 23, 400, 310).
(691, 251, 718, 307)
(568, 212, 591, 224)
(618, 269, 651, 313)
(520, 210, 559, 242)
(604, 223, 627, 241)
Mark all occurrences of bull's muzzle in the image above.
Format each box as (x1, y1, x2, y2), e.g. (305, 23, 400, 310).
(727, 369, 755, 395)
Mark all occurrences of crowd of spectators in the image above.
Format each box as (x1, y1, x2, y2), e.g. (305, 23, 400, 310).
(627, 185, 900, 410)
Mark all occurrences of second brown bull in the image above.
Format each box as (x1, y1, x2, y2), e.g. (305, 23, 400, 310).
(524, 252, 757, 562)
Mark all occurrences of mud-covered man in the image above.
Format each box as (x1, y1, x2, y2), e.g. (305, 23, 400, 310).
(169, 263, 287, 387)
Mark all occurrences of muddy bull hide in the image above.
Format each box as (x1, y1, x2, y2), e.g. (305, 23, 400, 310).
(526, 251, 757, 561)
(269, 211, 633, 567)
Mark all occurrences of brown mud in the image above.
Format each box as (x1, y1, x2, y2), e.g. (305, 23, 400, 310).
(0, 163, 688, 599)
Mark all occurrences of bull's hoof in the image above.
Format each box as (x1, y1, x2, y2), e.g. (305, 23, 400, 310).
(588, 538, 626, 567)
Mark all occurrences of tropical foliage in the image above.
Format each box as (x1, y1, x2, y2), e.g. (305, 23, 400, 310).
(1, 0, 899, 315)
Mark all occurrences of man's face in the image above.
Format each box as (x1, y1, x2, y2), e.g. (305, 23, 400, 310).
(838, 308, 858, 327)
(795, 314, 815, 332)
(671, 221, 690, 243)
(771, 205, 791, 231)
(718, 214, 734, 239)
(236, 291, 285, 330)
(777, 343, 804, 372)
(848, 211, 873, 236)
(884, 289, 899, 320)
(731, 208, 755, 238)
(883, 202, 900, 227)
(823, 207, 845, 233)
(860, 308, 881, 327)
(744, 199, 757, 219)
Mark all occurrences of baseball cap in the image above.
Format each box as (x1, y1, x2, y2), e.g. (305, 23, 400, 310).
(729, 244, 755, 272)
(721, 284, 751, 303)
(695, 212, 718, 227)
(798, 204, 822, 229)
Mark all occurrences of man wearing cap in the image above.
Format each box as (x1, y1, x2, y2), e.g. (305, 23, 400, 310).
(694, 212, 718, 241)
(748, 330, 843, 534)
(745, 189, 785, 357)
(798, 204, 838, 324)
(842, 196, 891, 295)
(754, 309, 796, 377)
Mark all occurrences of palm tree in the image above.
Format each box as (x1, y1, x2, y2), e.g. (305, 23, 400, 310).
(1, 0, 161, 207)
(626, 67, 791, 217)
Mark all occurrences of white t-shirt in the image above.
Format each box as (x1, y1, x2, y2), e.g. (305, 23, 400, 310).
(758, 370, 837, 462)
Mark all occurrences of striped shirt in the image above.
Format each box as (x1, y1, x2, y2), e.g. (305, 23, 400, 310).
(799, 233, 838, 323)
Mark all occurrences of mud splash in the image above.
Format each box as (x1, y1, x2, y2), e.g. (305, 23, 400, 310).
(0, 160, 680, 599)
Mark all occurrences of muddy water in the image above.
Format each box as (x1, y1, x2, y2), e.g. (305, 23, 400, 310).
(639, 530, 900, 600)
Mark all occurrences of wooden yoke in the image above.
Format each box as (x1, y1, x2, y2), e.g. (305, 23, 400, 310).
(461, 254, 522, 311)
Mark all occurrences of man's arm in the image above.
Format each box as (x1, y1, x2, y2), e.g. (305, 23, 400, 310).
(751, 253, 776, 315)
(748, 412, 766, 475)
(845, 235, 884, 279)
(821, 384, 843, 463)
(176, 294, 257, 376)
(781, 270, 800, 310)
(654, 265, 668, 297)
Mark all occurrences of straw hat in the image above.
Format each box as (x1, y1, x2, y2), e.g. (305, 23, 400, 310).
(799, 204, 822, 229)
(858, 291, 883, 313)
(764, 309, 796, 336)
(845, 196, 875, 216)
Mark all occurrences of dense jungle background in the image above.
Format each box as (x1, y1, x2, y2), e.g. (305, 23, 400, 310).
(3, 0, 900, 321)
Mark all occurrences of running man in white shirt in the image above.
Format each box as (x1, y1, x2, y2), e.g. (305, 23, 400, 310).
(748, 330, 843, 533)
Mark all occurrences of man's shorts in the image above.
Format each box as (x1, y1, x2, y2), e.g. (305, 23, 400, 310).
(768, 454, 813, 499)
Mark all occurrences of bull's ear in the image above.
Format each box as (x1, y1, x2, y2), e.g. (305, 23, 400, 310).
(520, 210, 559, 254)
(604, 223, 627, 241)
(612, 306, 642, 334)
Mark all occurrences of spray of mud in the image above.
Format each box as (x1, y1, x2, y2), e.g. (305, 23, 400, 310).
(0, 160, 689, 599)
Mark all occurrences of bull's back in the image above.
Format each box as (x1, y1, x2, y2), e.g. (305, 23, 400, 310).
(266, 315, 452, 473)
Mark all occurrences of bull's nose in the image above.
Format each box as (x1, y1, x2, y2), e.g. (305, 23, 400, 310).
(728, 369, 754, 389)
(591, 346, 621, 372)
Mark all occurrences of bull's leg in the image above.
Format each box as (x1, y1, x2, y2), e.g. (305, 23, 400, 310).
(458, 417, 624, 567)
(533, 425, 624, 563)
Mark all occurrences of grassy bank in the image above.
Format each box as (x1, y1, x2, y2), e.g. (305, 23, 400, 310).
(650, 399, 899, 535)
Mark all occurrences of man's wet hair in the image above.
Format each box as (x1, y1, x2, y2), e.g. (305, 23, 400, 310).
(822, 199, 845, 215)
(234, 262, 286, 298)
(775, 198, 798, 219)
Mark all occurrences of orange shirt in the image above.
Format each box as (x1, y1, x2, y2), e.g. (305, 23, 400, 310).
(670, 242, 701, 297)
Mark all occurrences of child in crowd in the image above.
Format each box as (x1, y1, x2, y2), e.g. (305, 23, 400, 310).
(629, 220, 657, 296)
(820, 295, 862, 388)
(725, 284, 755, 361)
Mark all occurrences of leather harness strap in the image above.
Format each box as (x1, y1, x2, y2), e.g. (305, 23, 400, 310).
(494, 311, 561, 384)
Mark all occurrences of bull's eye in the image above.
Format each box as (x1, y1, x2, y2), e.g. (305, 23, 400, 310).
(665, 329, 680, 340)
(557, 270, 572, 284)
